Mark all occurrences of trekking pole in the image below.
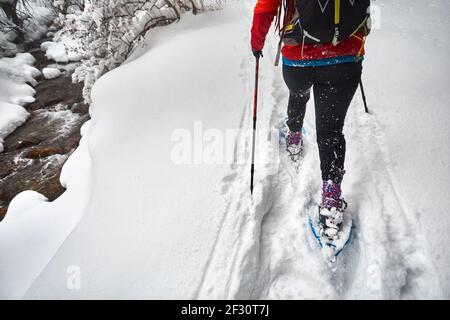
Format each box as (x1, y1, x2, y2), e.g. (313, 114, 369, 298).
(360, 79, 369, 114)
(250, 57, 260, 195)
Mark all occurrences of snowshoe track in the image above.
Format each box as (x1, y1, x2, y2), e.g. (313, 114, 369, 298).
(196, 2, 441, 299)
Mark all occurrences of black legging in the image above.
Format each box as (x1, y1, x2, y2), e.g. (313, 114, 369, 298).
(282, 62, 362, 184)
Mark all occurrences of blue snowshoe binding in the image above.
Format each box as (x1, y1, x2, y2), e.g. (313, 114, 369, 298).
(308, 200, 353, 263)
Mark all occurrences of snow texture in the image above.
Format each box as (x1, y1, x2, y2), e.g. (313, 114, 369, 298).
(0, 0, 54, 56)
(0, 0, 448, 299)
(21, 2, 54, 42)
(42, 67, 62, 79)
(0, 53, 40, 152)
(41, 41, 68, 63)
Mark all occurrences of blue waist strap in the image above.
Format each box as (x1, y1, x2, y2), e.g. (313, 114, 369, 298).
(283, 55, 364, 67)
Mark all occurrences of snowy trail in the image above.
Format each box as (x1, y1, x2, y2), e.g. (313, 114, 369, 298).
(197, 1, 441, 299)
(7, 1, 445, 299)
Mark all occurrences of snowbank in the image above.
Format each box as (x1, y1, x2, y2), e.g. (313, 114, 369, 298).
(2, 3, 250, 299)
(0, 0, 448, 299)
(0, 53, 40, 152)
(0, 120, 91, 298)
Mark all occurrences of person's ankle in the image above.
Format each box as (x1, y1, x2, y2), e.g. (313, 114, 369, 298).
(321, 180, 342, 209)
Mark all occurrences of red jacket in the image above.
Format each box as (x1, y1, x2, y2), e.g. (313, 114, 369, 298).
(251, 0, 365, 61)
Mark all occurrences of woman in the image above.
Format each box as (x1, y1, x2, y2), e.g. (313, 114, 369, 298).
(251, 0, 370, 240)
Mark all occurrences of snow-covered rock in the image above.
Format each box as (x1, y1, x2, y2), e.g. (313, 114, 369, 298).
(21, 4, 54, 42)
(40, 40, 84, 63)
(0, 53, 40, 152)
(42, 67, 62, 79)
(0, 0, 55, 55)
(41, 41, 69, 63)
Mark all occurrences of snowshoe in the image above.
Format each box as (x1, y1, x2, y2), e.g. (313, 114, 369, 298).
(308, 200, 353, 263)
(279, 118, 306, 175)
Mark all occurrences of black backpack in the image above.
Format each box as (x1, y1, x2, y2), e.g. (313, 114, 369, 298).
(283, 0, 371, 46)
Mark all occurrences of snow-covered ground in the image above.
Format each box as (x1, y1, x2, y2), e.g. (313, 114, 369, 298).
(0, 0, 448, 299)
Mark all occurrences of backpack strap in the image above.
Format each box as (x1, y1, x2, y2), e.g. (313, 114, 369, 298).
(274, 0, 291, 66)
(335, 0, 341, 25)
(332, 0, 340, 45)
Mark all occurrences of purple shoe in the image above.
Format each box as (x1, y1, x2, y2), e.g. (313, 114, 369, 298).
(319, 181, 347, 240)
(285, 129, 303, 156)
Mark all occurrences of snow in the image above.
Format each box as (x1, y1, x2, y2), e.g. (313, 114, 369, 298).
(0, 121, 91, 298)
(42, 67, 61, 79)
(363, 0, 450, 291)
(0, 32, 17, 55)
(40, 39, 83, 63)
(47, 62, 78, 73)
(0, 53, 40, 152)
(0, 0, 54, 55)
(21, 2, 54, 42)
(0, 0, 449, 299)
(40, 41, 68, 63)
